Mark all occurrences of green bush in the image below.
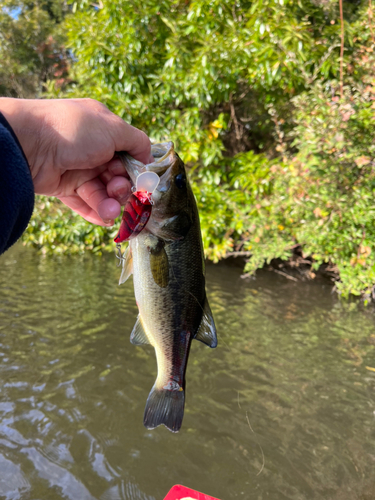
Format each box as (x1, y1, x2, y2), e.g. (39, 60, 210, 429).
(240, 83, 375, 299)
(24, 197, 117, 254)
(23, 0, 375, 299)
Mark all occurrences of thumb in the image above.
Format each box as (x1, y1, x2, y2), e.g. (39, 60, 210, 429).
(109, 116, 153, 164)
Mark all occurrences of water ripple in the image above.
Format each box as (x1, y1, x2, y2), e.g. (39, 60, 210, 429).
(0, 246, 375, 499)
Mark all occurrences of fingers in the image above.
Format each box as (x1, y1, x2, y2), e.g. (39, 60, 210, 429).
(109, 157, 130, 177)
(97, 198, 121, 222)
(76, 177, 122, 224)
(110, 116, 154, 164)
(58, 195, 114, 226)
(57, 158, 132, 225)
(99, 156, 130, 185)
(99, 157, 132, 205)
(106, 176, 131, 204)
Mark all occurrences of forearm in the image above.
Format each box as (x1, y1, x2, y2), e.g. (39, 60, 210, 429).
(0, 98, 42, 170)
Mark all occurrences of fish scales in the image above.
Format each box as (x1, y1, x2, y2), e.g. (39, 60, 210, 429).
(117, 142, 217, 433)
(132, 218, 204, 379)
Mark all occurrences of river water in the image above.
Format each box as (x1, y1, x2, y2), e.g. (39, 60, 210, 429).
(0, 245, 375, 500)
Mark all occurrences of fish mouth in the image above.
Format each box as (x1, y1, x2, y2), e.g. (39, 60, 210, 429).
(121, 142, 176, 185)
(146, 142, 175, 175)
(150, 142, 174, 161)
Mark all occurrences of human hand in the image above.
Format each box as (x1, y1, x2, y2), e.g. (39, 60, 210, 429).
(0, 98, 153, 225)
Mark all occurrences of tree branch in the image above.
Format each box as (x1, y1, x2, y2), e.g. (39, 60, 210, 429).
(339, 0, 345, 98)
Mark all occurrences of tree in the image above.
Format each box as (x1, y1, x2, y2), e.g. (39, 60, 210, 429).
(0, 0, 70, 97)
(25, 0, 375, 299)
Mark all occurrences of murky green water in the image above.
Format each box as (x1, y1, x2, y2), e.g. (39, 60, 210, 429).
(1, 245, 375, 500)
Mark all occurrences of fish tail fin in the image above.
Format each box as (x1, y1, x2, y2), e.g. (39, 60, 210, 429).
(143, 384, 185, 433)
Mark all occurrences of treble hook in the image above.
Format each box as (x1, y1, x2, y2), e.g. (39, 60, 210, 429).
(115, 243, 123, 267)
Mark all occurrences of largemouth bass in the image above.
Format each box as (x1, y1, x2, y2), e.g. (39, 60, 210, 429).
(117, 142, 217, 433)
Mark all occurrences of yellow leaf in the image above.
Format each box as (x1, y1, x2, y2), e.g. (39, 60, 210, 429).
(211, 119, 223, 129)
(366, 366, 375, 372)
(209, 127, 219, 139)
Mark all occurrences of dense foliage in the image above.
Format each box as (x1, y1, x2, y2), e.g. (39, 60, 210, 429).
(0, 0, 69, 97)
(7, 0, 375, 298)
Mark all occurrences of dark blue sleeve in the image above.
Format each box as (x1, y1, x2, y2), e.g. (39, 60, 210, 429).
(0, 112, 35, 255)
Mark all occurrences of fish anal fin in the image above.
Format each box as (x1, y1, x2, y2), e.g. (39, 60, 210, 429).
(194, 297, 217, 348)
(130, 315, 150, 345)
(143, 384, 185, 433)
(119, 246, 133, 285)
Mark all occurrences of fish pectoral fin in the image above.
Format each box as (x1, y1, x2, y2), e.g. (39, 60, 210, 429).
(130, 315, 151, 345)
(147, 212, 192, 241)
(150, 245, 169, 288)
(194, 297, 218, 348)
(119, 245, 133, 285)
(158, 212, 192, 240)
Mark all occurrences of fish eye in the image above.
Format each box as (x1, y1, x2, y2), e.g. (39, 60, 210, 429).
(175, 173, 186, 189)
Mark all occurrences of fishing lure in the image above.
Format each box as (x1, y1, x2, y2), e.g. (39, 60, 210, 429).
(114, 171, 160, 244)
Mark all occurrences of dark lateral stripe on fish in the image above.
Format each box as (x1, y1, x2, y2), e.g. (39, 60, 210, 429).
(170, 330, 191, 379)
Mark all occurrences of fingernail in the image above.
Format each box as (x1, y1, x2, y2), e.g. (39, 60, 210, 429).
(103, 219, 114, 225)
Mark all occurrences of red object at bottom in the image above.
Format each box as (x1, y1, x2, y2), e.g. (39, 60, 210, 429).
(163, 484, 221, 500)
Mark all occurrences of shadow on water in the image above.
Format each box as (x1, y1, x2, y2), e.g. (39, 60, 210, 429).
(0, 244, 375, 499)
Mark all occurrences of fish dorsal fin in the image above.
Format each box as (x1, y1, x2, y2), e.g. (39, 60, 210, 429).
(130, 315, 150, 345)
(119, 246, 133, 285)
(194, 297, 218, 348)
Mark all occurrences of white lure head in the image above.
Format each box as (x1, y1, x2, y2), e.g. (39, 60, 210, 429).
(136, 171, 160, 193)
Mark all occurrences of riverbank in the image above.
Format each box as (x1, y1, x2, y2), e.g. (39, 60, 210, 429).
(24, 192, 375, 303)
